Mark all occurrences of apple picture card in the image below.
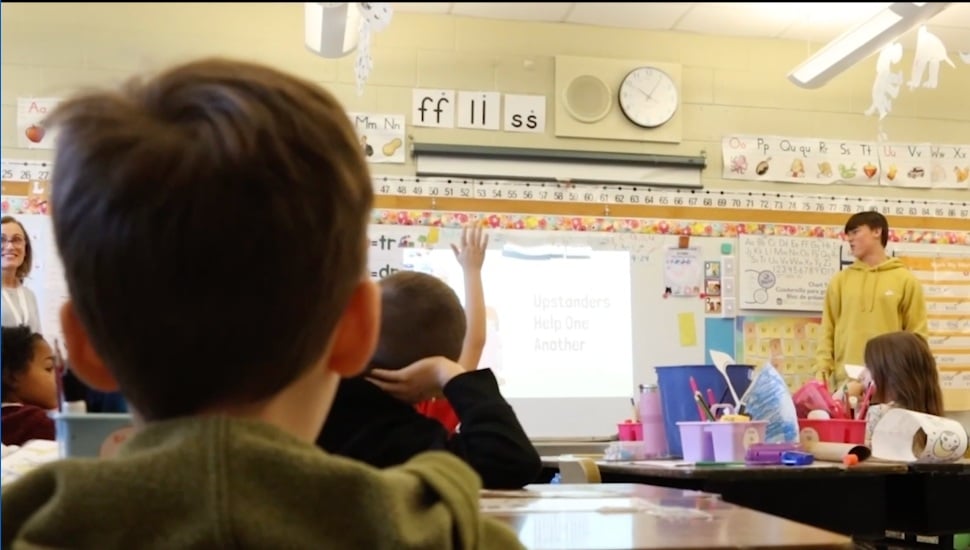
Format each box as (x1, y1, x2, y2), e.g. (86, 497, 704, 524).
(871, 408, 968, 463)
(17, 98, 61, 150)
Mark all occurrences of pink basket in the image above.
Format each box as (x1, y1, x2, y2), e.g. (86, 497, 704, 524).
(798, 419, 866, 444)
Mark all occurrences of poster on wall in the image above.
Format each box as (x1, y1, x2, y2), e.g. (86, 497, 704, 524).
(736, 316, 822, 392)
(897, 254, 970, 409)
(664, 247, 703, 297)
(17, 98, 61, 150)
(348, 112, 406, 164)
(721, 135, 970, 190)
(738, 234, 843, 312)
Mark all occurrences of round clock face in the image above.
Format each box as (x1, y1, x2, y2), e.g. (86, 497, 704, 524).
(618, 67, 679, 128)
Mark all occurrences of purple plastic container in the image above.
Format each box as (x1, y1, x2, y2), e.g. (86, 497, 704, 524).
(745, 442, 802, 465)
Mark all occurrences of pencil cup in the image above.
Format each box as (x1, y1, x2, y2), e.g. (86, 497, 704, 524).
(677, 421, 715, 462)
(617, 420, 643, 441)
(706, 421, 767, 462)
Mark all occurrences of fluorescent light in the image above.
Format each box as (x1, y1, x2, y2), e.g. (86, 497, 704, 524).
(788, 2, 952, 88)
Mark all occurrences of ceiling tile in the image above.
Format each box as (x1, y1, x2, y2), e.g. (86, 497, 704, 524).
(564, 3, 693, 30)
(391, 2, 970, 48)
(448, 2, 573, 22)
(392, 3, 454, 15)
(674, 3, 804, 38)
(928, 2, 970, 29)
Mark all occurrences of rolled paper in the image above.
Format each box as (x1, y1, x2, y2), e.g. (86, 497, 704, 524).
(801, 440, 871, 463)
(871, 408, 969, 463)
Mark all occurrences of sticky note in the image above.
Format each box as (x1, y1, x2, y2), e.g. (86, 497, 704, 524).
(721, 243, 733, 255)
(678, 312, 697, 347)
(426, 227, 440, 245)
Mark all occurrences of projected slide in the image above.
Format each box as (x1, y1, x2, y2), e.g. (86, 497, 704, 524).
(404, 245, 633, 399)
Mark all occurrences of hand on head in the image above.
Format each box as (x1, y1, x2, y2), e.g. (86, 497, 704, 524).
(367, 356, 464, 404)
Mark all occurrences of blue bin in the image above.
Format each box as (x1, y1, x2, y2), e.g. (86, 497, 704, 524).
(51, 412, 134, 458)
(655, 364, 755, 457)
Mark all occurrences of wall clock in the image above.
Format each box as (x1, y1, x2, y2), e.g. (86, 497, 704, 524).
(618, 66, 679, 128)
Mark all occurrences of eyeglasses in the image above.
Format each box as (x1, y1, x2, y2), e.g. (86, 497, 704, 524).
(1, 236, 26, 247)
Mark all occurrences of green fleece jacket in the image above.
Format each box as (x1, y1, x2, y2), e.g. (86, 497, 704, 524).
(1, 416, 524, 549)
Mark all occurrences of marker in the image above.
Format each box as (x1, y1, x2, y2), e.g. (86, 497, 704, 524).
(695, 391, 716, 421)
(689, 376, 706, 421)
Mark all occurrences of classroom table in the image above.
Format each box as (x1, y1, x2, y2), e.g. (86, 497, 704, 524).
(481, 483, 853, 550)
(540, 456, 970, 541)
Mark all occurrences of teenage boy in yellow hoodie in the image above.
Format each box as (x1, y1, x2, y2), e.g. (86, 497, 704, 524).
(0, 58, 523, 550)
(815, 211, 928, 390)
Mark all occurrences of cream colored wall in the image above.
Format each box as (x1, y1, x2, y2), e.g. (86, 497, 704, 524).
(3, 3, 969, 201)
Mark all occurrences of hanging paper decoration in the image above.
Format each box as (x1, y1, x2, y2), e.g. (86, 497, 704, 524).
(908, 26, 955, 89)
(864, 41, 903, 121)
(354, 3, 394, 95)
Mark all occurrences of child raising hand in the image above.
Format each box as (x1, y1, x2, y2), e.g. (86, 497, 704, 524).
(416, 224, 489, 432)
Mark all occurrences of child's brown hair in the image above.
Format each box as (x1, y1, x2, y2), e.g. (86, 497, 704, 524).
(864, 331, 944, 416)
(370, 271, 466, 371)
(44, 58, 374, 420)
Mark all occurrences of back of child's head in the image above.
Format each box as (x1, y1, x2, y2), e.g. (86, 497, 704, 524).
(44, 58, 374, 421)
(1, 326, 55, 408)
(864, 331, 944, 416)
(371, 271, 466, 370)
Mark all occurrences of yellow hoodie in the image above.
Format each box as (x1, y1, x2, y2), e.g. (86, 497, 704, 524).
(815, 257, 928, 388)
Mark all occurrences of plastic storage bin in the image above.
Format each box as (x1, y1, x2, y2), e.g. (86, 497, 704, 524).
(51, 412, 134, 458)
(707, 421, 767, 462)
(656, 364, 755, 457)
(677, 421, 715, 462)
(677, 420, 768, 463)
(798, 419, 866, 444)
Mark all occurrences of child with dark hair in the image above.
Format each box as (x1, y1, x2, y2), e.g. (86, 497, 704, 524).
(319, 228, 540, 489)
(863, 331, 945, 446)
(1, 58, 522, 549)
(1, 326, 57, 445)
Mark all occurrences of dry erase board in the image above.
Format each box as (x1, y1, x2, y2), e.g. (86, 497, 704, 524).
(366, 221, 734, 438)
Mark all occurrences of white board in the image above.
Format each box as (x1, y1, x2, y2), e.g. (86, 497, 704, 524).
(367, 223, 732, 439)
(738, 234, 843, 312)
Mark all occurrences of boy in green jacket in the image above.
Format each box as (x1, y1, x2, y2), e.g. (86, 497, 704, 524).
(814, 211, 928, 390)
(0, 58, 523, 550)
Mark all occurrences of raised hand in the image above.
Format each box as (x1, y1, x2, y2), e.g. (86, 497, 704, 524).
(451, 224, 488, 272)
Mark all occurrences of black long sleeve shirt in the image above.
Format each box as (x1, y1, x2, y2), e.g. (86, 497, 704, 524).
(317, 368, 541, 489)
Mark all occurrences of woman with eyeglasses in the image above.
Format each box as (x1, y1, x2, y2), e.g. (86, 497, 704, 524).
(1, 216, 42, 333)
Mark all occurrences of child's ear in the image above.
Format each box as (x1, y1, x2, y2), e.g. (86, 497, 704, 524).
(60, 301, 119, 392)
(326, 279, 380, 378)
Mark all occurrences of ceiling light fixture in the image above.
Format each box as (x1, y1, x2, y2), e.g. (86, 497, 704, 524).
(788, 2, 952, 89)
